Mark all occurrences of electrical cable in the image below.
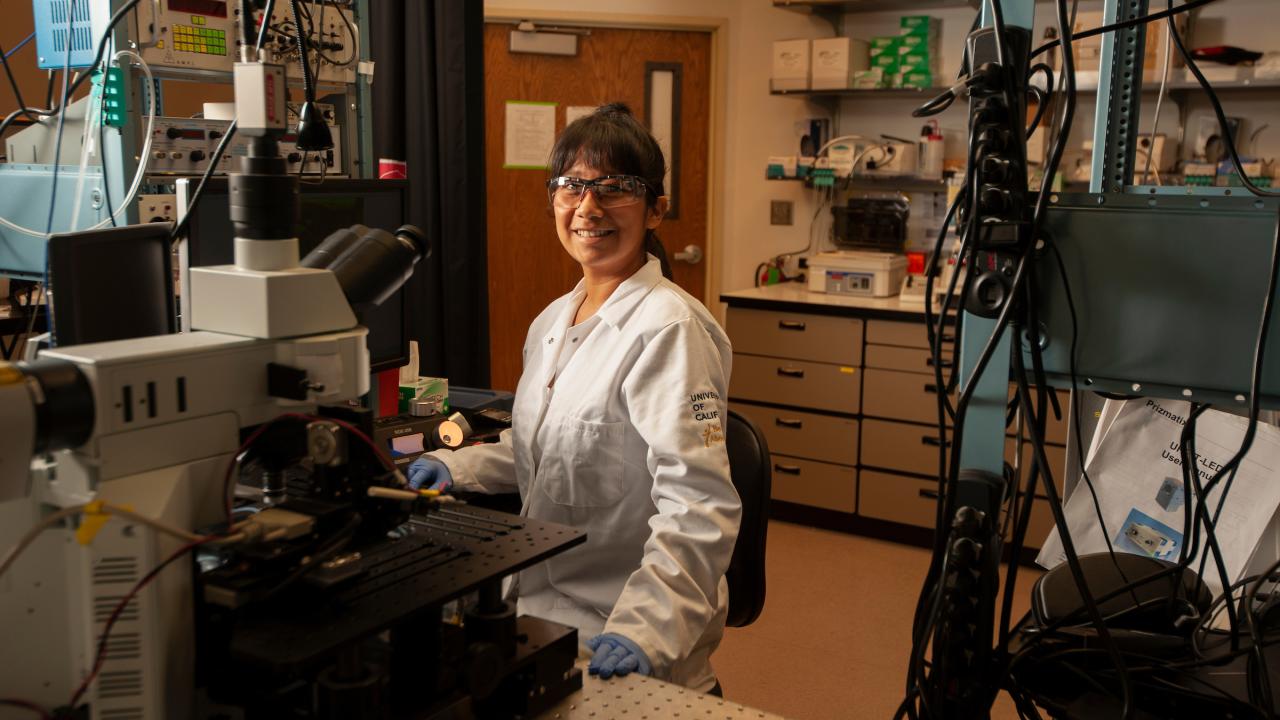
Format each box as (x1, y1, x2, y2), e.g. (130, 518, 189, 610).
(1029, 0, 1221, 61)
(254, 0, 277, 59)
(0, 33, 45, 124)
(4, 32, 36, 60)
(66, 535, 218, 711)
(0, 699, 51, 720)
(1141, 19, 1173, 185)
(222, 411, 406, 522)
(290, 0, 318, 104)
(169, 119, 238, 244)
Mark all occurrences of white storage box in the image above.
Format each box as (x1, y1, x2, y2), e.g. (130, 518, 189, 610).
(772, 39, 811, 91)
(810, 37, 870, 90)
(807, 251, 908, 297)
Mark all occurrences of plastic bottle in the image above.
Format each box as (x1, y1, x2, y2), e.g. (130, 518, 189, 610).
(919, 121, 944, 180)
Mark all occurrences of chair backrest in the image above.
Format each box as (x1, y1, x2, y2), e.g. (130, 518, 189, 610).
(724, 408, 771, 628)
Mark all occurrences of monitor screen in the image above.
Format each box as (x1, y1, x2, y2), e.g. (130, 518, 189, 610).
(184, 179, 411, 372)
(48, 224, 177, 346)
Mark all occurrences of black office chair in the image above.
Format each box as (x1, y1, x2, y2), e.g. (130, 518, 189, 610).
(724, 408, 771, 628)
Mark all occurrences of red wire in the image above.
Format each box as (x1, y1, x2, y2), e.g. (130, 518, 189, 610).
(66, 535, 220, 712)
(0, 698, 53, 720)
(222, 411, 402, 521)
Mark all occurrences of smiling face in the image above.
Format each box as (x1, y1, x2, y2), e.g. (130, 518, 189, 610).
(553, 160, 668, 280)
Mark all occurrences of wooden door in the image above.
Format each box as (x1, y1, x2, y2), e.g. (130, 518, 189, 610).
(483, 23, 712, 391)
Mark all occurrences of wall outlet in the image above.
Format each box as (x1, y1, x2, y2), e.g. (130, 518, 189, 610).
(770, 200, 793, 226)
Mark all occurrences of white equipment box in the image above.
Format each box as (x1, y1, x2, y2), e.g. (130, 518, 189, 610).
(808, 251, 908, 298)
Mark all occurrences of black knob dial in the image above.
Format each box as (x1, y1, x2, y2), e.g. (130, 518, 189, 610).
(189, 150, 206, 162)
(287, 152, 302, 163)
(166, 127, 183, 139)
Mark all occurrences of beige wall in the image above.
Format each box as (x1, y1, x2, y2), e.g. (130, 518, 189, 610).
(487, 0, 1280, 300)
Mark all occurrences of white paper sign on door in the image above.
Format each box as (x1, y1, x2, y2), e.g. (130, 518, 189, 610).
(504, 101, 557, 169)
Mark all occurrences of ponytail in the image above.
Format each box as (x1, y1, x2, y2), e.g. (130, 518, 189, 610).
(645, 230, 674, 280)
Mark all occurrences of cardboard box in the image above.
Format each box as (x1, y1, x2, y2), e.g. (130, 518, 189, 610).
(811, 37, 871, 90)
(900, 16, 940, 37)
(851, 68, 886, 89)
(772, 39, 811, 91)
(870, 36, 899, 54)
(1057, 11, 1185, 74)
(900, 50, 938, 73)
(899, 68, 934, 89)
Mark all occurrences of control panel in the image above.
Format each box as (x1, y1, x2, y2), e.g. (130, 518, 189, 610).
(254, 1, 359, 85)
(148, 117, 243, 175)
(147, 115, 344, 176)
(135, 1, 358, 84)
(138, 194, 178, 224)
(136, 0, 236, 74)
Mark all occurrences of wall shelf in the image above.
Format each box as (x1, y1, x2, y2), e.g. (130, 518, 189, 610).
(772, 0, 978, 17)
(771, 78, 1280, 103)
(767, 176, 948, 193)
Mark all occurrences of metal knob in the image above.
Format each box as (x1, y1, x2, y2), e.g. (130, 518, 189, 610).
(673, 244, 703, 265)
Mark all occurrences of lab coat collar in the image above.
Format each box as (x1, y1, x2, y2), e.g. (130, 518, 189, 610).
(581, 254, 664, 331)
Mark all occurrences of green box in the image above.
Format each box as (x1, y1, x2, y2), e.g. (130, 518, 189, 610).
(900, 15, 932, 31)
(899, 69, 934, 89)
(900, 51, 933, 69)
(872, 53, 900, 73)
(869, 36, 900, 60)
(898, 33, 937, 52)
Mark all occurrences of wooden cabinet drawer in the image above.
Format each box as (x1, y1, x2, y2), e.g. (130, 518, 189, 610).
(861, 367, 950, 425)
(865, 319, 955, 349)
(861, 419, 949, 477)
(859, 470, 941, 528)
(730, 354, 861, 415)
(865, 344, 956, 376)
(770, 454, 857, 513)
(734, 402, 858, 466)
(727, 307, 862, 365)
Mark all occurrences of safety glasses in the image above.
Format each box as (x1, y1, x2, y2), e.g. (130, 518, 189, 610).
(546, 175, 652, 210)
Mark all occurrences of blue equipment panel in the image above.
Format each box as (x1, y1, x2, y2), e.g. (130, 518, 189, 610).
(33, 0, 104, 70)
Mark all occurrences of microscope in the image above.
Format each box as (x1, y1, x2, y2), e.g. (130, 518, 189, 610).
(0, 24, 582, 720)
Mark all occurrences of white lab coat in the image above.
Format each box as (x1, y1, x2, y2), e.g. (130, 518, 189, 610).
(430, 255, 741, 692)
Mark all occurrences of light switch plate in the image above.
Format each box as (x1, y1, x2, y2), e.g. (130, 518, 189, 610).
(771, 200, 793, 226)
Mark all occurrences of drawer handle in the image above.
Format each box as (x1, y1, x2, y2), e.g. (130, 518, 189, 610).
(921, 435, 950, 448)
(778, 320, 807, 331)
(774, 463, 802, 475)
(924, 383, 939, 394)
(775, 418, 804, 429)
(926, 357, 953, 369)
(919, 488, 941, 500)
(777, 367, 806, 379)
(941, 334, 956, 343)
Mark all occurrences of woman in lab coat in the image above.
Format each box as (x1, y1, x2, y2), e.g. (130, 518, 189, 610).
(407, 104, 741, 694)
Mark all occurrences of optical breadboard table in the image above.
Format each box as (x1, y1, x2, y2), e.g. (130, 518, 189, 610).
(538, 667, 792, 720)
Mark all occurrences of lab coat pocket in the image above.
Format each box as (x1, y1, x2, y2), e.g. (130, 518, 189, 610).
(539, 415, 628, 507)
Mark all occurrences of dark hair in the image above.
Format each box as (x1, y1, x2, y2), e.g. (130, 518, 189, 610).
(548, 102, 673, 280)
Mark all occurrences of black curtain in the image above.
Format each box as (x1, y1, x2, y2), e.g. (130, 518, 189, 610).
(370, 0, 489, 387)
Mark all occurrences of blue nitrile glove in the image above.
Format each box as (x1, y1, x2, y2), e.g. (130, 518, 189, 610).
(587, 633, 652, 679)
(406, 455, 453, 492)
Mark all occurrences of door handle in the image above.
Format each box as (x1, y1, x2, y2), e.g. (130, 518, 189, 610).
(778, 320, 807, 331)
(919, 488, 940, 500)
(673, 244, 703, 265)
(921, 435, 949, 448)
(777, 367, 805, 379)
(775, 418, 804, 429)
(774, 463, 801, 475)
(924, 383, 939, 394)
